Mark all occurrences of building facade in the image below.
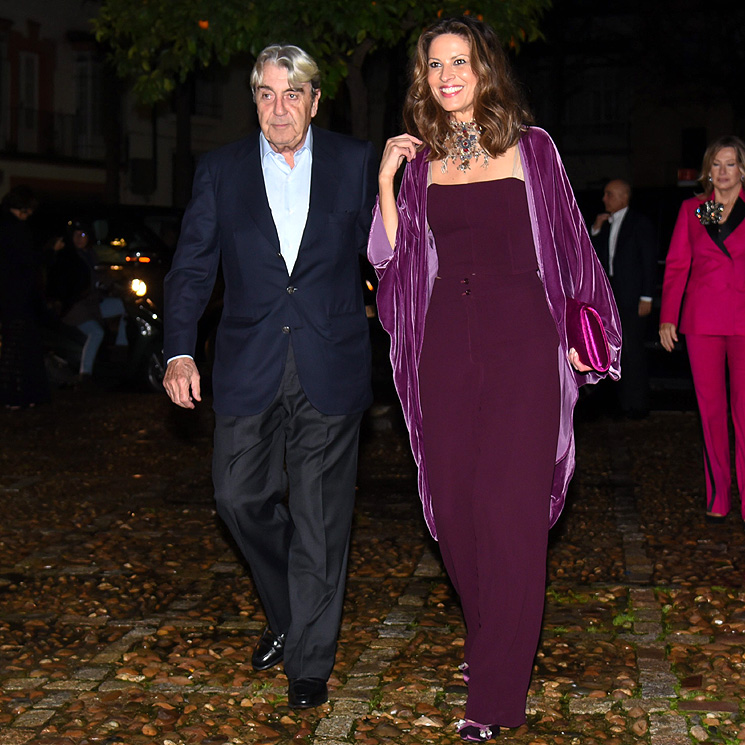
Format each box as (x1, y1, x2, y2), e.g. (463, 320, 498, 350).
(515, 0, 739, 193)
(0, 0, 256, 206)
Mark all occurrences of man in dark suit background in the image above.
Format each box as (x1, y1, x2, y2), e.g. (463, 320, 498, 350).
(591, 179, 658, 418)
(162, 44, 377, 709)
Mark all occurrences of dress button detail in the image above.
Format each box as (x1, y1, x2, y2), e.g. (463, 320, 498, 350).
(282, 326, 291, 334)
(286, 286, 296, 294)
(461, 278, 470, 285)
(463, 289, 471, 296)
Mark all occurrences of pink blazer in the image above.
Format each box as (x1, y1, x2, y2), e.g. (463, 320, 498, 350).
(660, 191, 745, 335)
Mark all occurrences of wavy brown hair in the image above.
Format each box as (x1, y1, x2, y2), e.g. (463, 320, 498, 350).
(698, 135, 745, 197)
(403, 15, 533, 161)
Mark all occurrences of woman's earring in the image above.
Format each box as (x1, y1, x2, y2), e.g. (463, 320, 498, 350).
(708, 175, 713, 182)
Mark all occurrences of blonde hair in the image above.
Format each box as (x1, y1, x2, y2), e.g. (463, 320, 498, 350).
(698, 135, 745, 197)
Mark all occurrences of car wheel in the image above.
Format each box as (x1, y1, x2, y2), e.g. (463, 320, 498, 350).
(146, 349, 165, 392)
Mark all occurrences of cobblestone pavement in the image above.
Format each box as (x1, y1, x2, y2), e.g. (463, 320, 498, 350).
(2, 386, 745, 744)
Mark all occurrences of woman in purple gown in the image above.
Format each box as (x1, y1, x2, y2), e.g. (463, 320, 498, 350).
(368, 16, 621, 742)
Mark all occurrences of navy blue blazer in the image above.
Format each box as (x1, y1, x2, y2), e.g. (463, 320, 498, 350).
(591, 207, 658, 311)
(164, 125, 377, 416)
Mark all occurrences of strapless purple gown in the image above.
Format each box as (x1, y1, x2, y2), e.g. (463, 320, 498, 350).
(419, 177, 560, 727)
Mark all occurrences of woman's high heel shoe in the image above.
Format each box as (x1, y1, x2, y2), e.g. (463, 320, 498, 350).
(455, 719, 499, 742)
(458, 661, 470, 684)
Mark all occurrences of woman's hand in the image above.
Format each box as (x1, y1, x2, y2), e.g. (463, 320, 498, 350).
(379, 133, 422, 185)
(568, 347, 593, 373)
(378, 133, 422, 250)
(659, 322, 678, 352)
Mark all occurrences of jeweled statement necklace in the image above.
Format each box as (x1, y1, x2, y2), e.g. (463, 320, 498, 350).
(442, 119, 490, 173)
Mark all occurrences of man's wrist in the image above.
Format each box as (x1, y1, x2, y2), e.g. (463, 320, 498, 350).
(167, 354, 194, 365)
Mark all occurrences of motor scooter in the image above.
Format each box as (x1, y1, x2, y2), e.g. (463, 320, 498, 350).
(41, 271, 164, 391)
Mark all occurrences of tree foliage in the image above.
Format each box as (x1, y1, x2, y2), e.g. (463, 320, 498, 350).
(92, 0, 257, 103)
(93, 0, 551, 105)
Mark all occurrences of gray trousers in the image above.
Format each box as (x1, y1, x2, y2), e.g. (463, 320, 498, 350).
(212, 344, 362, 680)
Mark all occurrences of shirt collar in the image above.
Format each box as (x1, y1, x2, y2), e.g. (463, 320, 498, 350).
(609, 205, 628, 224)
(259, 126, 313, 163)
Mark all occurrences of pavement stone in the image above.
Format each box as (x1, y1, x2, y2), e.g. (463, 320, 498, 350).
(314, 715, 355, 738)
(648, 711, 690, 743)
(0, 732, 36, 745)
(11, 710, 54, 727)
(2, 391, 745, 743)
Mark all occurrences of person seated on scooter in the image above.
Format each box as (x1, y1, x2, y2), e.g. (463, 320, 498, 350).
(47, 221, 127, 383)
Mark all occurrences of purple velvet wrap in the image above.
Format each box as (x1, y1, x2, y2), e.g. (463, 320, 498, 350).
(368, 127, 621, 539)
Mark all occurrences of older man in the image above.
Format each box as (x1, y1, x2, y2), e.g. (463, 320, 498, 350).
(163, 44, 377, 708)
(591, 179, 658, 418)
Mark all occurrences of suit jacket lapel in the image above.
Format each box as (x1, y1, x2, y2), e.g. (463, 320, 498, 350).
(299, 126, 339, 255)
(615, 211, 631, 254)
(597, 222, 611, 275)
(237, 132, 281, 251)
(701, 193, 745, 259)
(717, 196, 745, 248)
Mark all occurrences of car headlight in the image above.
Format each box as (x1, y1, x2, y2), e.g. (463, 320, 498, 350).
(130, 278, 148, 297)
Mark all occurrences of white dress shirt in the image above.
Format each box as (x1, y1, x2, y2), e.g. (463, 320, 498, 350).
(606, 205, 628, 278)
(260, 128, 313, 275)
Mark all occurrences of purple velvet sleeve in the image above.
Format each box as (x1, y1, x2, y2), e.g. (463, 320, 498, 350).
(367, 130, 622, 537)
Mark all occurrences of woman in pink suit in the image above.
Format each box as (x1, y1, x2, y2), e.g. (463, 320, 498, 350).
(660, 135, 745, 522)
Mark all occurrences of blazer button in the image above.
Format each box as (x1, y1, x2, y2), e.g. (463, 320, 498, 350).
(282, 326, 291, 334)
(286, 286, 296, 294)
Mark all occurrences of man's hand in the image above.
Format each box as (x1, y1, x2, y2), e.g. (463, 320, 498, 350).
(638, 298, 652, 317)
(163, 357, 201, 409)
(592, 212, 610, 233)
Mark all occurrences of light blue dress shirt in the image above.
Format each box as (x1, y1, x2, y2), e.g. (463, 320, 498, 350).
(260, 128, 313, 275)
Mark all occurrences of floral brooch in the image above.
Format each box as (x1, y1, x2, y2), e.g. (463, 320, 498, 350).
(696, 201, 724, 225)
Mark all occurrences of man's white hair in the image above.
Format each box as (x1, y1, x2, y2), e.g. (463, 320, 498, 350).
(250, 44, 321, 97)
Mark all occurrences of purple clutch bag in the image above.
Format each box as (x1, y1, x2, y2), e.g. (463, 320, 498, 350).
(565, 298, 611, 373)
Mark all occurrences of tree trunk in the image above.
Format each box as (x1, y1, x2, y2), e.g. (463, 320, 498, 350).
(172, 77, 194, 208)
(365, 47, 391, 153)
(346, 40, 375, 141)
(101, 62, 122, 204)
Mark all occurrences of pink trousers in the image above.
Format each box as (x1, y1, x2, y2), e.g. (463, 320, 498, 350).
(686, 333, 745, 517)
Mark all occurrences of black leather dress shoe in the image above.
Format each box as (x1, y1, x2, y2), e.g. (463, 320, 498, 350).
(287, 678, 328, 709)
(251, 627, 285, 671)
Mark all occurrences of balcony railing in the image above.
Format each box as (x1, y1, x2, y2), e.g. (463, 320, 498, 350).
(0, 106, 105, 161)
